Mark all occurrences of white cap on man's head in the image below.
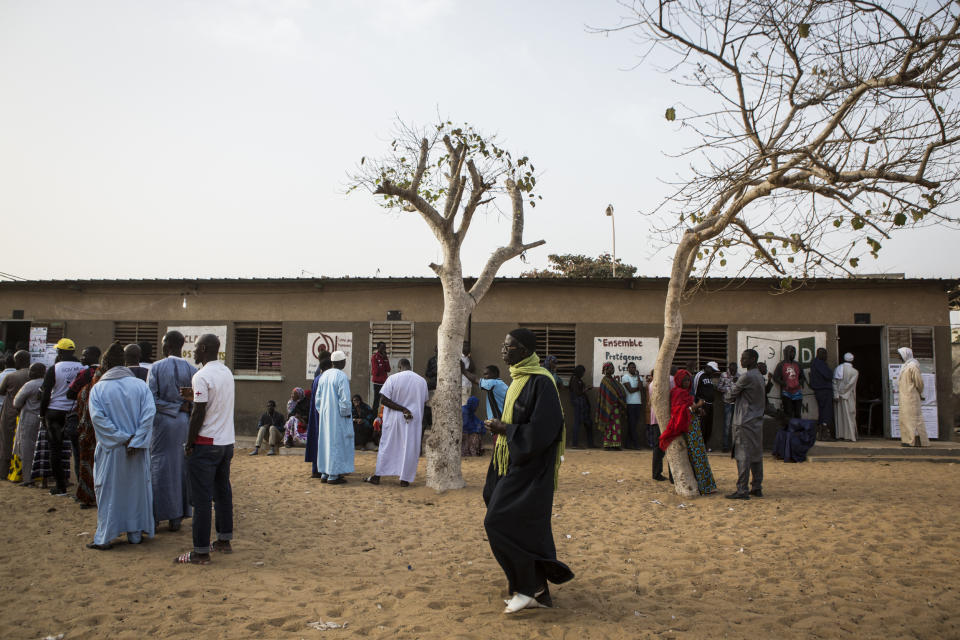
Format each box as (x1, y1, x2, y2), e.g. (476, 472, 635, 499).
(844, 352, 854, 362)
(705, 361, 719, 372)
(331, 350, 347, 362)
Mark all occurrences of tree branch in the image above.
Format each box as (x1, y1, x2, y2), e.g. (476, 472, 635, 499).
(374, 181, 445, 230)
(410, 138, 429, 194)
(469, 178, 544, 301)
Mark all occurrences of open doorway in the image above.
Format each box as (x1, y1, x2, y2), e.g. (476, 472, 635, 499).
(837, 325, 884, 437)
(0, 321, 31, 352)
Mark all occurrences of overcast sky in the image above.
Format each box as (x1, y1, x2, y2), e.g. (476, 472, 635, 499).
(1, 0, 957, 281)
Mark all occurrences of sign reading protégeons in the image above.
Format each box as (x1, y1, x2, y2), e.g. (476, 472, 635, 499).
(592, 337, 660, 387)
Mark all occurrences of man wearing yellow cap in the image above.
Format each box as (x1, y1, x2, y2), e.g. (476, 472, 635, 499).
(39, 338, 85, 496)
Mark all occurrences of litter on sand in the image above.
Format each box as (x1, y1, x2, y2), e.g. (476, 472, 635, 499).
(307, 620, 347, 631)
(650, 499, 663, 505)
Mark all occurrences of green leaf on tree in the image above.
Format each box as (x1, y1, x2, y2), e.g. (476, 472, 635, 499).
(665, 107, 676, 121)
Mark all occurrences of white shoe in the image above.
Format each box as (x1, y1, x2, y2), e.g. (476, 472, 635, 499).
(503, 593, 539, 613)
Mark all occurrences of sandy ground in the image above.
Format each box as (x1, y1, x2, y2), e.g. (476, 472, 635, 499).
(2, 448, 959, 640)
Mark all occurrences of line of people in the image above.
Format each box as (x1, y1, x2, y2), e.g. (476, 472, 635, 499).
(0, 333, 236, 565)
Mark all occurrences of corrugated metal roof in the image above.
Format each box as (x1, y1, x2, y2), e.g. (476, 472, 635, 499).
(0, 275, 956, 286)
(0, 276, 960, 296)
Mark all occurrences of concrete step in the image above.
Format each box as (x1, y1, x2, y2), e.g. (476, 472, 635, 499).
(808, 456, 960, 464)
(805, 438, 960, 462)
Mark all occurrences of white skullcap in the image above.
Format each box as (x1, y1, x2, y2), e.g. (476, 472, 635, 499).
(330, 350, 347, 362)
(844, 352, 854, 362)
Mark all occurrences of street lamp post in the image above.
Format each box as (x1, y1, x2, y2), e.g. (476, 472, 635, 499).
(605, 204, 616, 277)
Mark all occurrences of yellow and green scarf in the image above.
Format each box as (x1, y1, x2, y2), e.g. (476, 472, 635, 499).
(492, 353, 565, 490)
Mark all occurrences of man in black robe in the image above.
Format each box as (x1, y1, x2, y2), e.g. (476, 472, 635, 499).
(482, 328, 574, 614)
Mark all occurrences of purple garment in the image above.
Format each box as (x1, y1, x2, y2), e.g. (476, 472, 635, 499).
(773, 418, 817, 462)
(462, 396, 484, 435)
(304, 372, 321, 466)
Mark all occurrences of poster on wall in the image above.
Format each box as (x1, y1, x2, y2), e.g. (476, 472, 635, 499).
(887, 364, 938, 439)
(166, 326, 228, 363)
(28, 326, 55, 366)
(736, 331, 827, 419)
(306, 332, 353, 380)
(592, 337, 660, 386)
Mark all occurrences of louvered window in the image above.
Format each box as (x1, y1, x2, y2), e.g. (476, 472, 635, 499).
(233, 324, 283, 374)
(113, 322, 159, 356)
(672, 325, 728, 369)
(370, 322, 414, 360)
(524, 324, 576, 377)
(889, 326, 934, 360)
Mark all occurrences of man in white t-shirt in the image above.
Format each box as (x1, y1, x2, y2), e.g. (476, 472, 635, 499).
(621, 361, 646, 450)
(175, 334, 235, 566)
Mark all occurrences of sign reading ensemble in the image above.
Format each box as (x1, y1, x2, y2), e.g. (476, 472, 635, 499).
(592, 337, 659, 387)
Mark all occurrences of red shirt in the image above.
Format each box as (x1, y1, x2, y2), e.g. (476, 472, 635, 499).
(371, 352, 391, 384)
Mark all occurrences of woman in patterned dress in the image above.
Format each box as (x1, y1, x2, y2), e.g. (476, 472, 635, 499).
(74, 367, 104, 508)
(283, 387, 310, 447)
(685, 402, 717, 495)
(658, 369, 716, 494)
(595, 362, 627, 450)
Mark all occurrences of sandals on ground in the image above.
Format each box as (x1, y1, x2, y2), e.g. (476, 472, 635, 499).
(211, 540, 233, 554)
(503, 593, 541, 613)
(174, 551, 211, 565)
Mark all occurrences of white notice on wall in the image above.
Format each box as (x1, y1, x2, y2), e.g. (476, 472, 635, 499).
(888, 364, 938, 439)
(306, 332, 353, 380)
(29, 327, 50, 365)
(166, 326, 228, 363)
(592, 337, 659, 387)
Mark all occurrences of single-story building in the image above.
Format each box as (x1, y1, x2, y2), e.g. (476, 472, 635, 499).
(0, 276, 953, 446)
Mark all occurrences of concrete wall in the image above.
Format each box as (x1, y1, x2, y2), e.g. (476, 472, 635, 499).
(0, 277, 952, 440)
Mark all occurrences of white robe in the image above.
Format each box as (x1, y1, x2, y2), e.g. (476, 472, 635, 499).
(832, 362, 859, 441)
(375, 370, 428, 482)
(898, 359, 928, 446)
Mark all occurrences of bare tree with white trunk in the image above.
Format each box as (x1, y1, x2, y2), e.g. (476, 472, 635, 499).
(598, 0, 960, 496)
(349, 119, 544, 491)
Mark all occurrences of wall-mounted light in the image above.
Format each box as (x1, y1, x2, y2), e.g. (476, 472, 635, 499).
(182, 296, 187, 309)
